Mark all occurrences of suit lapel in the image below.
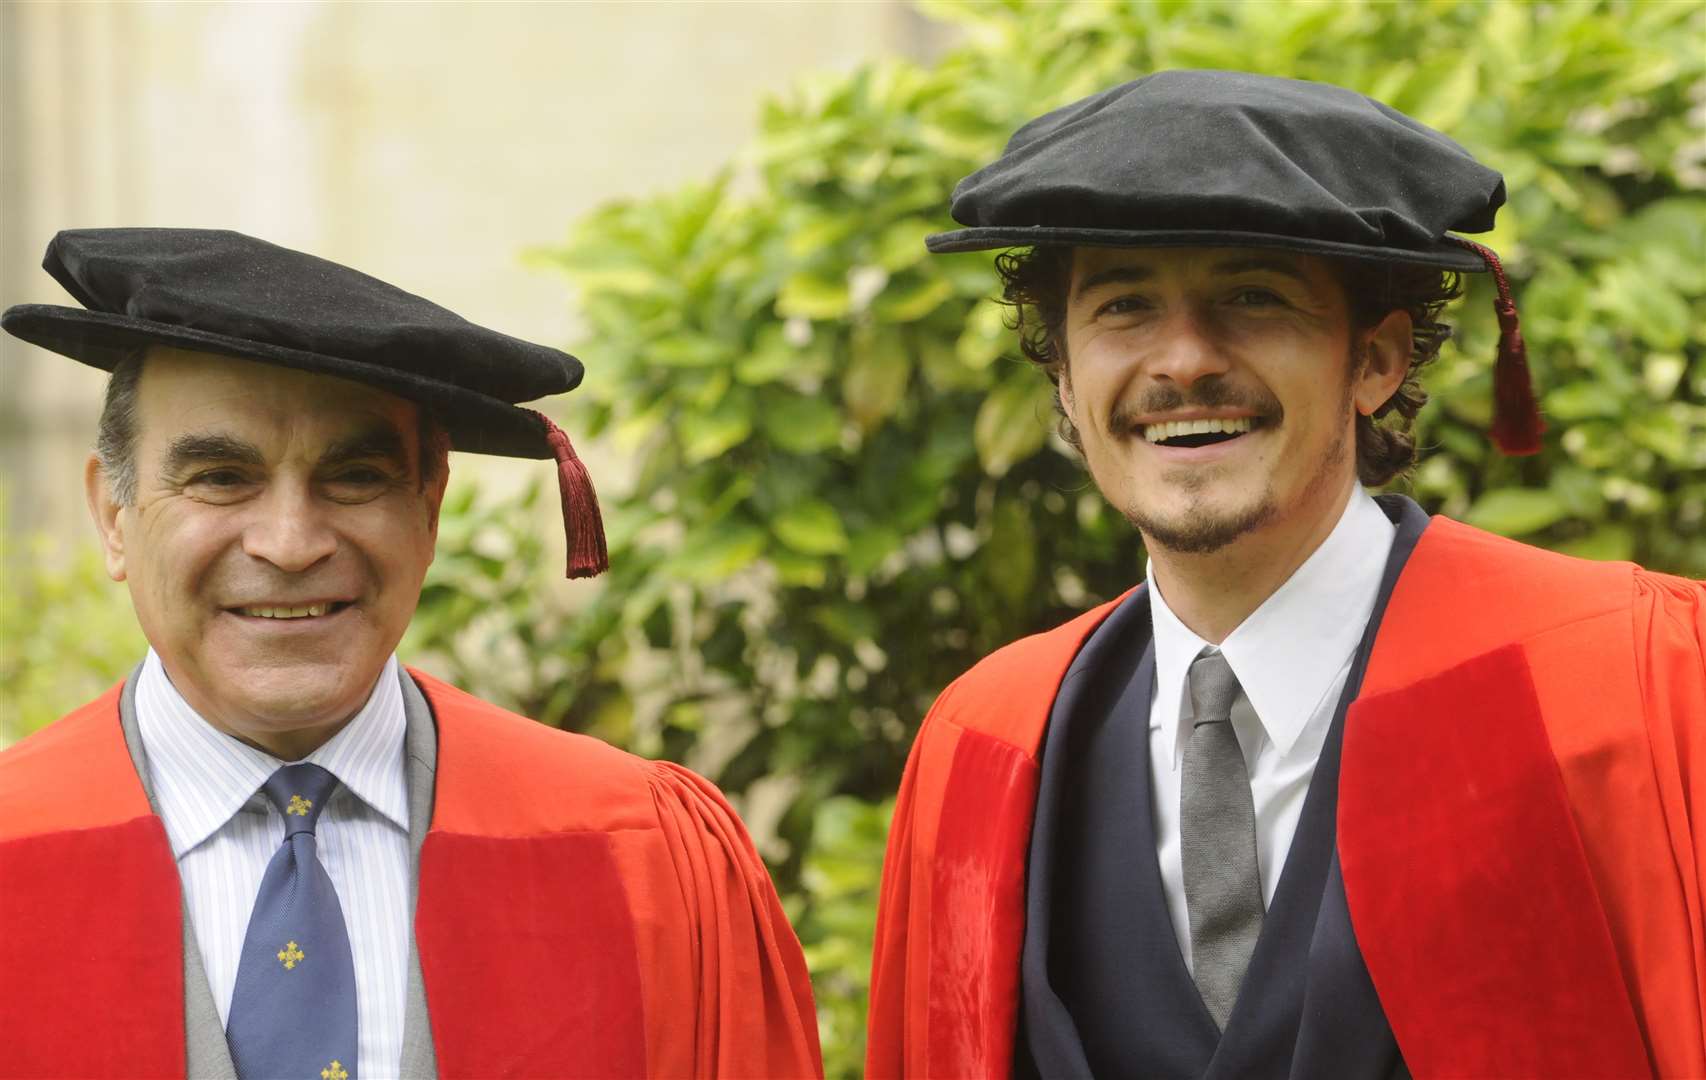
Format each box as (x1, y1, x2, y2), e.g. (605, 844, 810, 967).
(398, 671, 441, 1079)
(1022, 587, 1226, 1077)
(119, 670, 238, 1080)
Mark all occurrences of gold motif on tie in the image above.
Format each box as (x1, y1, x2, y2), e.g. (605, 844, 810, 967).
(277, 941, 305, 970)
(286, 794, 313, 816)
(321, 1061, 348, 1080)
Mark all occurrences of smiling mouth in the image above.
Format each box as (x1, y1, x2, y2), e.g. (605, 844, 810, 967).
(1142, 416, 1261, 448)
(230, 602, 353, 620)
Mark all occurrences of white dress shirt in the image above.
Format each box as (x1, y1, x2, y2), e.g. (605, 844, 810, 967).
(1147, 488, 1395, 972)
(136, 649, 412, 1080)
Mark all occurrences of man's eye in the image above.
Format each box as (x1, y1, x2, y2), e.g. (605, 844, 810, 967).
(192, 469, 249, 487)
(1097, 295, 1150, 317)
(1231, 288, 1285, 307)
(325, 466, 400, 494)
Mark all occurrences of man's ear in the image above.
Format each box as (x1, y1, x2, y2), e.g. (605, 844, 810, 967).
(84, 453, 128, 582)
(1058, 366, 1076, 419)
(424, 463, 450, 540)
(1354, 309, 1413, 416)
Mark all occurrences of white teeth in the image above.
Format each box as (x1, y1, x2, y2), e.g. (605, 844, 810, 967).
(239, 603, 332, 619)
(1142, 417, 1254, 443)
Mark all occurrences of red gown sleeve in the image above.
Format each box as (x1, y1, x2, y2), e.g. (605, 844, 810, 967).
(1632, 568, 1706, 1072)
(642, 760, 824, 1078)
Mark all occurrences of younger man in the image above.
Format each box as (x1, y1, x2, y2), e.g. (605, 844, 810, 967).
(869, 71, 1706, 1078)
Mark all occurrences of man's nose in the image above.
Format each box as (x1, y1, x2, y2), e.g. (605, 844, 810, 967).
(1147, 308, 1232, 387)
(241, 487, 337, 572)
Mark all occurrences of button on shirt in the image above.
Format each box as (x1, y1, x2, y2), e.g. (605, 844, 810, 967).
(136, 649, 411, 1080)
(1147, 489, 1396, 972)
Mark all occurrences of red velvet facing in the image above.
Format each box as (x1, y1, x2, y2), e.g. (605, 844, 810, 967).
(1339, 645, 1650, 1077)
(927, 728, 1039, 1080)
(416, 831, 647, 1078)
(0, 817, 184, 1079)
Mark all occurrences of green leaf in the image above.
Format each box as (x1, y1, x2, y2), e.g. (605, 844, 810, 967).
(984, 497, 1037, 607)
(650, 335, 732, 368)
(846, 525, 901, 577)
(759, 391, 844, 454)
(1464, 488, 1571, 537)
(774, 498, 850, 555)
(974, 373, 1055, 477)
(873, 217, 938, 272)
(811, 602, 879, 646)
(874, 274, 956, 323)
(1543, 380, 1624, 422)
(772, 549, 829, 588)
(955, 298, 1010, 371)
(679, 392, 753, 463)
(843, 329, 913, 431)
(671, 520, 767, 583)
(1554, 525, 1636, 563)
(776, 271, 850, 320)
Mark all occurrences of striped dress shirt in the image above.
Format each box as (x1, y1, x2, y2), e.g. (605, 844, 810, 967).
(136, 649, 411, 1080)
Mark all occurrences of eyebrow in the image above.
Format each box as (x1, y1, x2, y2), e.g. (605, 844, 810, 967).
(161, 433, 265, 476)
(159, 424, 411, 477)
(1072, 255, 1315, 300)
(320, 425, 411, 470)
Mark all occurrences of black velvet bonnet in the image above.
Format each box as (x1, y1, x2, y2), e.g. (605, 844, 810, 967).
(3, 228, 608, 574)
(929, 70, 1506, 271)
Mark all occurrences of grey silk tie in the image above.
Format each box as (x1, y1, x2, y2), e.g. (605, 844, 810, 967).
(1181, 649, 1263, 1031)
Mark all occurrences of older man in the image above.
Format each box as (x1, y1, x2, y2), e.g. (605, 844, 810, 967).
(0, 229, 821, 1080)
(867, 72, 1706, 1078)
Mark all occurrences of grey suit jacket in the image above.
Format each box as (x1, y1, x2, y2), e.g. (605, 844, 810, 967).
(118, 667, 441, 1079)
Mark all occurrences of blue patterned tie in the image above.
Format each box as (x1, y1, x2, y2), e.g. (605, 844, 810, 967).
(227, 763, 359, 1080)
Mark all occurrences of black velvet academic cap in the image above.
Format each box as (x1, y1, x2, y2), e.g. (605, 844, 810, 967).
(930, 70, 1503, 270)
(931, 70, 1542, 453)
(2, 228, 607, 575)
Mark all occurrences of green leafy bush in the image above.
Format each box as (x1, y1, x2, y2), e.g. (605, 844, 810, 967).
(505, 3, 1702, 1071)
(9, 3, 1701, 1075)
(2, 508, 147, 744)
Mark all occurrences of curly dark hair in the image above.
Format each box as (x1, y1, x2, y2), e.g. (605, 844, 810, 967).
(995, 245, 1461, 486)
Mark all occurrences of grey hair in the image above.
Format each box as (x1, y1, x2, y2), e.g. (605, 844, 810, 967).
(93, 349, 450, 506)
(95, 351, 146, 506)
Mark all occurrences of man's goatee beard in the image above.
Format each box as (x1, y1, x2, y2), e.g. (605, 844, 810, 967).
(1126, 495, 1279, 555)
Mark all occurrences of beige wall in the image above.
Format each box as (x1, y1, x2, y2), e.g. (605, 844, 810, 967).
(2, 1, 946, 540)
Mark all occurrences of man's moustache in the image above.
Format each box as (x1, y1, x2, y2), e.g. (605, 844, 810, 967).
(1110, 381, 1282, 427)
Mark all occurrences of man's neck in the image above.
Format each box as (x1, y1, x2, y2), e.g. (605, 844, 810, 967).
(1145, 478, 1358, 644)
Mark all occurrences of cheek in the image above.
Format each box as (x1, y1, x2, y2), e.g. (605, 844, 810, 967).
(1065, 342, 1130, 421)
(125, 510, 230, 604)
(352, 502, 438, 587)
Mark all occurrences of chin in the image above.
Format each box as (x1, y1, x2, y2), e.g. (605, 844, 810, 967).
(1125, 488, 1279, 555)
(223, 661, 379, 729)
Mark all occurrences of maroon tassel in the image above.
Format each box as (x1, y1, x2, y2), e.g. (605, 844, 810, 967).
(1446, 236, 1544, 455)
(528, 410, 609, 579)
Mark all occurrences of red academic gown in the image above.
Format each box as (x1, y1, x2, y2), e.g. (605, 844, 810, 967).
(0, 670, 823, 1079)
(867, 515, 1706, 1078)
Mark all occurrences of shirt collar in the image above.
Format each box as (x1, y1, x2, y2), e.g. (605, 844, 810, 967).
(1148, 488, 1397, 769)
(135, 650, 410, 856)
